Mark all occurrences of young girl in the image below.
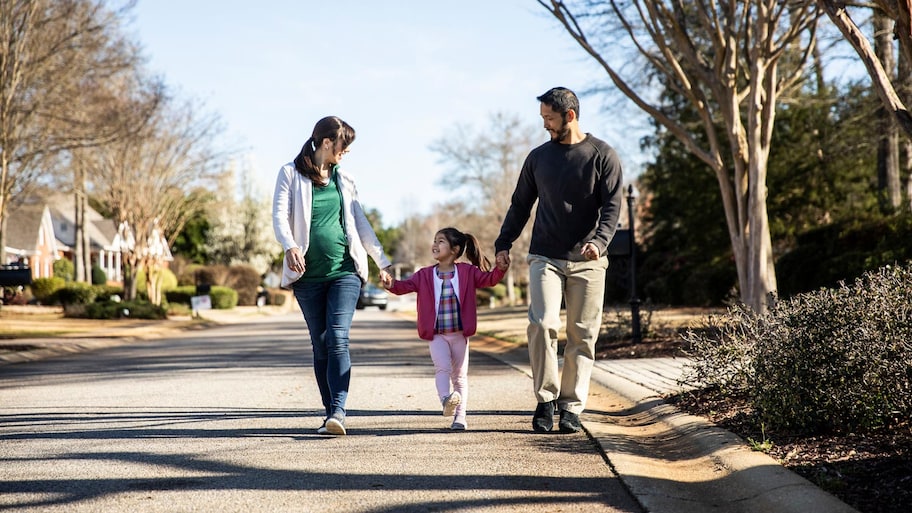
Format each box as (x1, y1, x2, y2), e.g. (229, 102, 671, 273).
(381, 227, 508, 430)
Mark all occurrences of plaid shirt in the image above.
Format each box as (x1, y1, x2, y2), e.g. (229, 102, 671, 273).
(435, 270, 462, 334)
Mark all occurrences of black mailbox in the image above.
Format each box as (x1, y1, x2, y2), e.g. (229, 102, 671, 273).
(608, 229, 631, 257)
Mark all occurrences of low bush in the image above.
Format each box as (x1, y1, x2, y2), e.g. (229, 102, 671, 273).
(82, 299, 167, 320)
(29, 277, 65, 304)
(165, 285, 197, 305)
(210, 286, 238, 309)
(266, 288, 288, 306)
(685, 262, 912, 434)
(93, 285, 124, 302)
(56, 282, 97, 305)
(225, 265, 260, 306)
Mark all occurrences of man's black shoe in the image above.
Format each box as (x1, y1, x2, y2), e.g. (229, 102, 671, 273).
(558, 410, 582, 433)
(532, 400, 556, 432)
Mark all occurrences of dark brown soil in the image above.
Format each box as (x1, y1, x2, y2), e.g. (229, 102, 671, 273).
(595, 330, 687, 359)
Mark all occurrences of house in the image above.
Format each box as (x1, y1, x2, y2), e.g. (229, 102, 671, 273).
(3, 195, 173, 283)
(2, 200, 59, 279)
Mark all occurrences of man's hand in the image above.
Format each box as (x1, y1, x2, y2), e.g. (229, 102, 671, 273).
(495, 250, 511, 270)
(581, 242, 600, 261)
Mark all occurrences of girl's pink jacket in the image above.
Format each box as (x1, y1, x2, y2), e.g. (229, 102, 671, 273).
(387, 262, 506, 341)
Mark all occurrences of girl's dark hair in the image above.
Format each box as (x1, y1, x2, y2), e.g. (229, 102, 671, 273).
(437, 227, 491, 271)
(293, 116, 355, 183)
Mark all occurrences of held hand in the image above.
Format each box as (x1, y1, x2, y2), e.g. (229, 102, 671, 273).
(495, 250, 511, 269)
(286, 247, 305, 273)
(379, 267, 394, 289)
(581, 242, 600, 261)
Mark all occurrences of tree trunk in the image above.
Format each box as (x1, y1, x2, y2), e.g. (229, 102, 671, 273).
(900, 35, 912, 211)
(0, 211, 7, 265)
(875, 10, 903, 211)
(74, 182, 91, 283)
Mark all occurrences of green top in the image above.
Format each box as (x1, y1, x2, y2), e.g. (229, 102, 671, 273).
(301, 171, 355, 282)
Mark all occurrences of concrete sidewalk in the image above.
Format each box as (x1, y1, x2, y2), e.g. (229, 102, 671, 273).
(0, 305, 859, 513)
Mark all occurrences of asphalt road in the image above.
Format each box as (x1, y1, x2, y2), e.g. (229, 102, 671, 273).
(0, 309, 642, 513)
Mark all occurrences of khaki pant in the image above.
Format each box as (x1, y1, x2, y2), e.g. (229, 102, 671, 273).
(526, 254, 608, 415)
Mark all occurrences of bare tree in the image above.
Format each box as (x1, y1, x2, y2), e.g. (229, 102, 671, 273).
(393, 213, 437, 276)
(89, 95, 224, 303)
(429, 112, 538, 304)
(819, 0, 912, 210)
(0, 0, 142, 263)
(206, 159, 275, 274)
(540, 0, 819, 313)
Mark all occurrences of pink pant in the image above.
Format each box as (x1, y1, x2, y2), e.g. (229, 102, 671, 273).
(430, 332, 469, 422)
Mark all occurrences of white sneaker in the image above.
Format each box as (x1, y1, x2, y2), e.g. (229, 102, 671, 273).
(317, 420, 329, 435)
(325, 414, 346, 436)
(442, 392, 461, 417)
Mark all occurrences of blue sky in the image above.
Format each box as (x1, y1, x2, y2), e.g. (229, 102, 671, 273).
(129, 1, 649, 228)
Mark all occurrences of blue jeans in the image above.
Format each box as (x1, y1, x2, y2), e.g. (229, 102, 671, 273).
(291, 273, 361, 419)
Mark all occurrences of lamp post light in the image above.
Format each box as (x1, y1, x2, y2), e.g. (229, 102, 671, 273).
(627, 184, 642, 344)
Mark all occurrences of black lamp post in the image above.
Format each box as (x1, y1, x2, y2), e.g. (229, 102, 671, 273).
(627, 184, 642, 344)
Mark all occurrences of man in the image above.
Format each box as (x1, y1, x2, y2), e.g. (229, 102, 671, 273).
(495, 87, 624, 433)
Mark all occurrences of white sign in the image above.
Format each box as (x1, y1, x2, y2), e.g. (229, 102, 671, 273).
(191, 295, 212, 312)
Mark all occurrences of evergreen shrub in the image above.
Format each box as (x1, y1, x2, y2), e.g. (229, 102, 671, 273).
(685, 262, 912, 433)
(56, 282, 97, 305)
(93, 285, 123, 302)
(165, 285, 197, 305)
(209, 286, 238, 309)
(30, 277, 65, 303)
(53, 259, 74, 282)
(91, 265, 107, 285)
(82, 299, 167, 319)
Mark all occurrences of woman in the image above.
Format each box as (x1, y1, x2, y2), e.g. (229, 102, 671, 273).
(273, 115, 392, 436)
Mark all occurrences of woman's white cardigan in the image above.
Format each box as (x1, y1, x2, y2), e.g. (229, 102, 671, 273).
(272, 162, 391, 289)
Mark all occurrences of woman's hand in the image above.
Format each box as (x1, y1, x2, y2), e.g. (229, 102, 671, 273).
(286, 247, 305, 273)
(379, 266, 394, 289)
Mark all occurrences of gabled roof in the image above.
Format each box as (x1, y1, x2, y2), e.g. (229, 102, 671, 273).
(3, 200, 48, 253)
(46, 194, 119, 251)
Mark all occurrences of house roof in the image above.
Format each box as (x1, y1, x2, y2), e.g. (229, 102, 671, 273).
(46, 194, 118, 251)
(3, 200, 47, 253)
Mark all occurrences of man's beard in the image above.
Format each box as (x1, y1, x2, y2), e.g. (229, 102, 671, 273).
(549, 120, 570, 142)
